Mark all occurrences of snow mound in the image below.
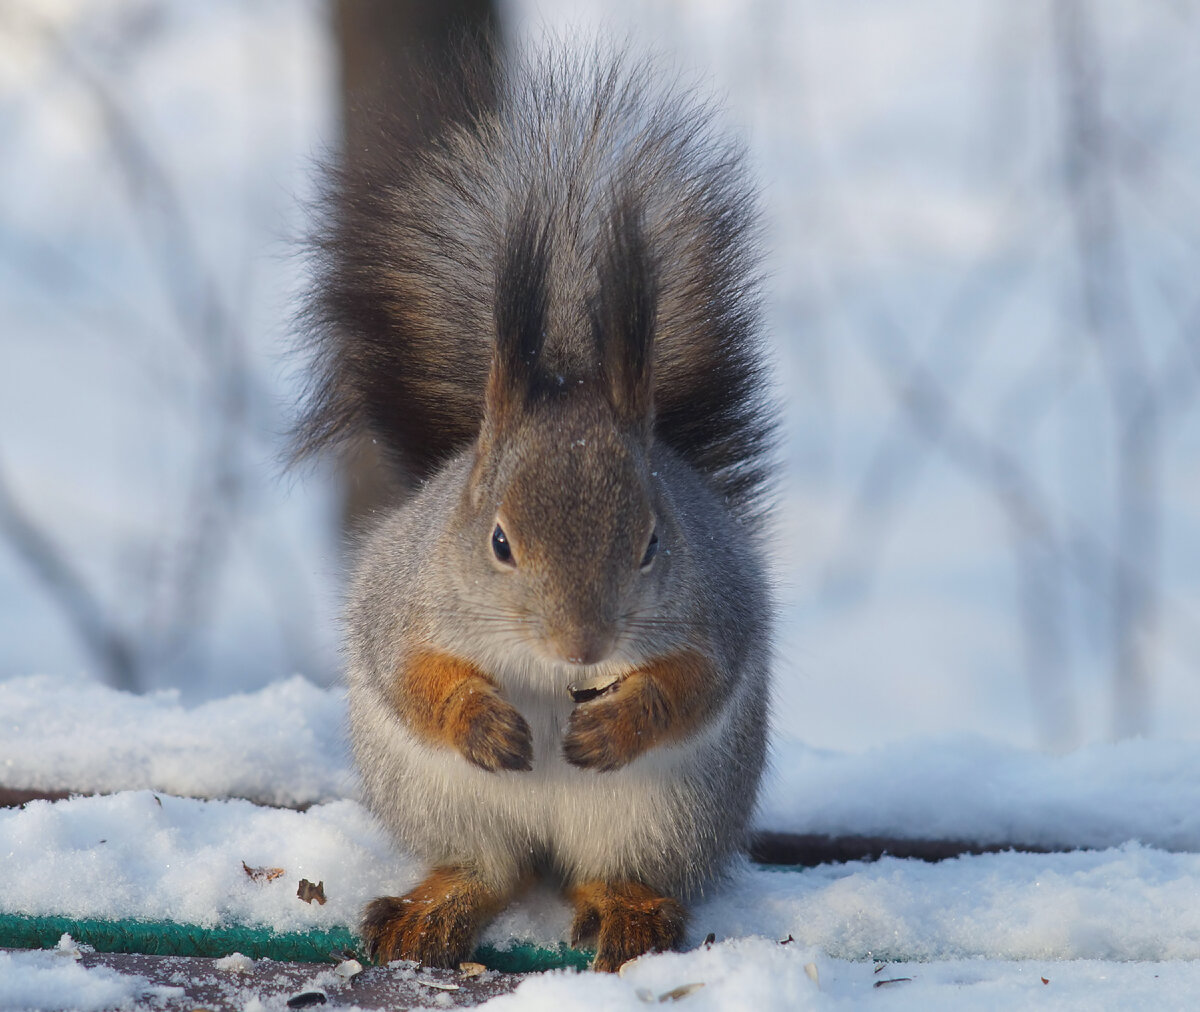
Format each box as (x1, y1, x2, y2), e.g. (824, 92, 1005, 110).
(0, 793, 403, 933)
(0, 675, 352, 807)
(763, 734, 1200, 851)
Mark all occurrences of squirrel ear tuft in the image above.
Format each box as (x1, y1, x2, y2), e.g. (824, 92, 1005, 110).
(489, 201, 553, 421)
(594, 194, 657, 433)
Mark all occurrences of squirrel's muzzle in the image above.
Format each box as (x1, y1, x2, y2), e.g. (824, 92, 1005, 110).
(550, 627, 616, 667)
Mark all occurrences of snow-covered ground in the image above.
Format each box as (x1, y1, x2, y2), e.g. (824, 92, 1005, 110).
(4, 677, 1200, 1008)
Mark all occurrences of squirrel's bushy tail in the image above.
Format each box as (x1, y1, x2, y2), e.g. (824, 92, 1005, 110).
(294, 38, 776, 527)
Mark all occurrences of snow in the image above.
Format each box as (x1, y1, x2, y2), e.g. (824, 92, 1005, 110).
(0, 793, 392, 933)
(488, 947, 1200, 1012)
(4, 677, 1200, 1007)
(762, 734, 1200, 852)
(0, 674, 351, 807)
(5, 789, 1200, 1007)
(212, 952, 255, 974)
(0, 938, 182, 1012)
(5, 785, 1200, 964)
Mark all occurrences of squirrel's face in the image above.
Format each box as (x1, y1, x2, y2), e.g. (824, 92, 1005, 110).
(455, 196, 666, 668)
(461, 395, 665, 668)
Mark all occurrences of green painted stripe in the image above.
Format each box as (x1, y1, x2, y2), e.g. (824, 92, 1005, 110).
(0, 914, 590, 972)
(478, 940, 591, 973)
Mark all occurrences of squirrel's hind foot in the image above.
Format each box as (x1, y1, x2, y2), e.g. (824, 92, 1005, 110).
(568, 880, 687, 973)
(361, 866, 507, 968)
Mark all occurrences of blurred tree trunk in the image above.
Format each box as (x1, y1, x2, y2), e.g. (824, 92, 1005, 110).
(333, 0, 498, 534)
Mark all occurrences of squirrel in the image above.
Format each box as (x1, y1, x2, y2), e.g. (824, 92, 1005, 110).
(294, 40, 777, 974)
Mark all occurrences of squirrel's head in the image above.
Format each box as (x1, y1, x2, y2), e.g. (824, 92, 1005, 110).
(457, 198, 667, 669)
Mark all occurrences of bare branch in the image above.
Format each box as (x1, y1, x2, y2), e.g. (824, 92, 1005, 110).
(42, 21, 255, 669)
(0, 461, 140, 691)
(1054, 0, 1159, 738)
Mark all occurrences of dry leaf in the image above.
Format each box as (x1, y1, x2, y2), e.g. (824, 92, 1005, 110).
(1042, 977, 1050, 985)
(804, 962, 819, 985)
(297, 879, 327, 904)
(242, 861, 285, 883)
(459, 962, 487, 978)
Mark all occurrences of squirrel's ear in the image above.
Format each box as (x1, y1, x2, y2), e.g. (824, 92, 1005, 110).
(487, 203, 552, 426)
(595, 195, 657, 435)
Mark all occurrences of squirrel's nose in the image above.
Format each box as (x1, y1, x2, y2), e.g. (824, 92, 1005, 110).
(552, 629, 615, 667)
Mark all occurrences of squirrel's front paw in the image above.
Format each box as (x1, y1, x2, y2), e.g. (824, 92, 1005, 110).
(562, 676, 668, 772)
(453, 689, 534, 772)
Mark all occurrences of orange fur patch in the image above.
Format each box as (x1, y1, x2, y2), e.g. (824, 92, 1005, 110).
(562, 650, 720, 770)
(361, 866, 510, 967)
(392, 651, 533, 771)
(568, 879, 687, 972)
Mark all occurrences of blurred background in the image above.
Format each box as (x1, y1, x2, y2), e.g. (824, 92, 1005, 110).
(2, 0, 1198, 755)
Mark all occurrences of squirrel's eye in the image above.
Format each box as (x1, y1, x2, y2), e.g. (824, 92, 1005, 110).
(640, 529, 659, 570)
(492, 524, 514, 566)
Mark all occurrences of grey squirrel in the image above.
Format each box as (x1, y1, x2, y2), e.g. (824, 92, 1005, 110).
(295, 40, 777, 973)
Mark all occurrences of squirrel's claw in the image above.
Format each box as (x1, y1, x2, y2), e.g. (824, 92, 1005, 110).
(563, 699, 628, 771)
(458, 694, 534, 773)
(361, 893, 472, 967)
(563, 676, 668, 771)
(567, 880, 686, 972)
(361, 867, 504, 968)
